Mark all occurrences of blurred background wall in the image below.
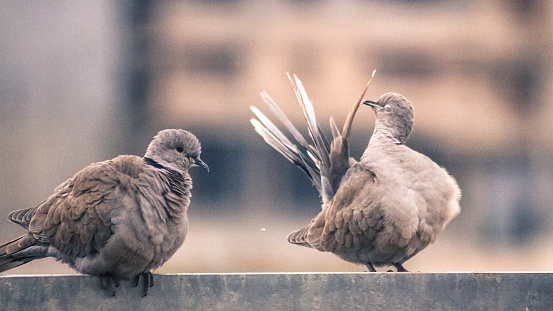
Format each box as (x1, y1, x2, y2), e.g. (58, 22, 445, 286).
(1, 0, 552, 274)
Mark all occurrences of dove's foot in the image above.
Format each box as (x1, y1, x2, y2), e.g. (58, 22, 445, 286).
(393, 263, 408, 272)
(100, 275, 120, 296)
(365, 262, 377, 272)
(134, 272, 154, 296)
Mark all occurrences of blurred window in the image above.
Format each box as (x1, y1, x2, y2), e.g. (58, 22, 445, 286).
(182, 44, 240, 78)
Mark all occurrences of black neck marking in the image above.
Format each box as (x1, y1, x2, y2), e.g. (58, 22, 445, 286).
(144, 157, 167, 170)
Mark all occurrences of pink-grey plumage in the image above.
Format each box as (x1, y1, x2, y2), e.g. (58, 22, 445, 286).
(0, 129, 208, 295)
(251, 75, 460, 272)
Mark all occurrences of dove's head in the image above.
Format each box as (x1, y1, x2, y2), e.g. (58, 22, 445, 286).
(363, 92, 414, 144)
(145, 129, 209, 172)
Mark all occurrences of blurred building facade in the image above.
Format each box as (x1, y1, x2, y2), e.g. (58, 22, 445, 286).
(1, 0, 553, 273)
(143, 0, 553, 246)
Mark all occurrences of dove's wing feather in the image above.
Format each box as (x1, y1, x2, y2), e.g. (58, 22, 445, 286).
(0, 157, 134, 272)
(288, 163, 425, 266)
(31, 157, 141, 257)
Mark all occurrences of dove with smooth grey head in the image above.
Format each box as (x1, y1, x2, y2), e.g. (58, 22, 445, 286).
(251, 76, 460, 272)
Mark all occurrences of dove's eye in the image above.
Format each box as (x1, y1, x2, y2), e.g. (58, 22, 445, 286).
(176, 146, 184, 153)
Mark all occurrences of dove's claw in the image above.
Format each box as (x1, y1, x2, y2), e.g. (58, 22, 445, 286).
(100, 275, 118, 296)
(393, 263, 408, 272)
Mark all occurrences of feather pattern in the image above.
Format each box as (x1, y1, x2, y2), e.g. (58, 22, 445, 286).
(251, 74, 368, 204)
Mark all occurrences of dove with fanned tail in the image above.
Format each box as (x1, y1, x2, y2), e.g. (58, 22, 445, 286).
(250, 73, 460, 272)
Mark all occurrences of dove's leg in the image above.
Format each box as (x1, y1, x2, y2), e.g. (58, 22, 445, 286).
(393, 263, 408, 272)
(365, 262, 377, 272)
(100, 275, 120, 296)
(145, 272, 154, 290)
(134, 272, 155, 296)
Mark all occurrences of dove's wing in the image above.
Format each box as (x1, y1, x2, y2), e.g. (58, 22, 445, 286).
(288, 164, 418, 260)
(288, 166, 381, 251)
(24, 155, 144, 257)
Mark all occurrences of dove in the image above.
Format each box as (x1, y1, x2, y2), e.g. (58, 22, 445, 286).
(250, 74, 460, 272)
(0, 129, 208, 295)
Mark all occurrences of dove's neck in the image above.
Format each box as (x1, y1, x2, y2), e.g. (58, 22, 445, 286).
(145, 155, 184, 173)
(144, 158, 191, 218)
(144, 157, 188, 192)
(368, 123, 407, 147)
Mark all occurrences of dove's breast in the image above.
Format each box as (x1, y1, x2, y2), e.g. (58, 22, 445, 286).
(351, 145, 460, 265)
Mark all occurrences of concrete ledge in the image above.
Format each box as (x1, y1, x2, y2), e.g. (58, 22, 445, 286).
(1, 273, 552, 310)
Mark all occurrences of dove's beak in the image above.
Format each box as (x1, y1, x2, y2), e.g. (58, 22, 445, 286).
(362, 100, 380, 108)
(195, 158, 209, 172)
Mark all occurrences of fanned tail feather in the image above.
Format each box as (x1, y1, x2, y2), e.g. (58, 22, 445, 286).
(287, 73, 331, 169)
(251, 76, 332, 201)
(251, 73, 375, 204)
(250, 108, 322, 191)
